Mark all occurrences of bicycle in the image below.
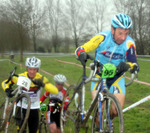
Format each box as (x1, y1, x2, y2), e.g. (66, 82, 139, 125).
(0, 67, 31, 133)
(60, 59, 136, 133)
(38, 104, 50, 133)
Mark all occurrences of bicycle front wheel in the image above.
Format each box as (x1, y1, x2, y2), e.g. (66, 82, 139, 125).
(91, 92, 124, 133)
(60, 85, 81, 133)
(5, 93, 31, 133)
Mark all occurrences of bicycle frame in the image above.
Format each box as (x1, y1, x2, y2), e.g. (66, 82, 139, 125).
(64, 63, 102, 127)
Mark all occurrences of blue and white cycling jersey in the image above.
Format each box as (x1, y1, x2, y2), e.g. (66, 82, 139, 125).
(76, 30, 137, 66)
(75, 30, 138, 95)
(95, 30, 137, 66)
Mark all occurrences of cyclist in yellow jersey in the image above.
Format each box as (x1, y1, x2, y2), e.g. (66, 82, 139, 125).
(1, 56, 58, 133)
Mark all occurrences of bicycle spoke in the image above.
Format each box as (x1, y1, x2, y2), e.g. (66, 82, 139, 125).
(91, 92, 124, 133)
(60, 85, 80, 133)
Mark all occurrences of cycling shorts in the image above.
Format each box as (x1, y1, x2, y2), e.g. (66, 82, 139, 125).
(46, 111, 60, 128)
(91, 75, 126, 95)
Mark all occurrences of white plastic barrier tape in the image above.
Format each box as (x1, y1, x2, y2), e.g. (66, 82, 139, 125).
(123, 95, 150, 113)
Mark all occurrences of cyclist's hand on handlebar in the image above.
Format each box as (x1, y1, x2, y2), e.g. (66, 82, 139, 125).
(5, 88, 14, 98)
(78, 52, 87, 66)
(32, 78, 45, 87)
(129, 63, 138, 73)
(117, 62, 130, 74)
(78, 52, 93, 66)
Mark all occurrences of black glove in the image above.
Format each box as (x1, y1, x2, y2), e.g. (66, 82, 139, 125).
(130, 63, 138, 73)
(5, 88, 14, 98)
(32, 78, 45, 87)
(78, 52, 88, 66)
(117, 62, 130, 74)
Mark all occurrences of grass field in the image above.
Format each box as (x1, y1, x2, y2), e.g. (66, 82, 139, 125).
(0, 55, 150, 133)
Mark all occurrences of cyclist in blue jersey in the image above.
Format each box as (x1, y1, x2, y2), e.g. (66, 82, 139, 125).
(75, 13, 139, 119)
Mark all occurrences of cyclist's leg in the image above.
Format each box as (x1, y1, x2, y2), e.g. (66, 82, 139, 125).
(28, 109, 39, 133)
(109, 76, 126, 118)
(49, 113, 58, 133)
(50, 123, 57, 133)
(91, 74, 101, 99)
(51, 112, 61, 133)
(47, 110, 59, 133)
(55, 112, 61, 133)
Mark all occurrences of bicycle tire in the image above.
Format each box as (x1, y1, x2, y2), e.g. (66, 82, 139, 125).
(39, 119, 50, 133)
(0, 102, 8, 131)
(5, 93, 31, 133)
(60, 85, 81, 133)
(91, 92, 124, 133)
(0, 97, 12, 131)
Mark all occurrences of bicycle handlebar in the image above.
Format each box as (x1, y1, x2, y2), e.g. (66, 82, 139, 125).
(84, 62, 137, 87)
(5, 66, 18, 84)
(125, 71, 138, 87)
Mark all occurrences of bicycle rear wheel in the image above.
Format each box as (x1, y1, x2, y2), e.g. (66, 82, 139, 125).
(91, 92, 124, 133)
(0, 100, 7, 131)
(60, 85, 81, 133)
(5, 93, 31, 133)
(39, 119, 50, 133)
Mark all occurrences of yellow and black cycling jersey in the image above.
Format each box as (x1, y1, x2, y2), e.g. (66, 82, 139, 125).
(2, 71, 58, 94)
(2, 71, 58, 109)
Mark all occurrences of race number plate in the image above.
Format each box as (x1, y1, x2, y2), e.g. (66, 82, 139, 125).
(101, 63, 116, 78)
(17, 76, 31, 90)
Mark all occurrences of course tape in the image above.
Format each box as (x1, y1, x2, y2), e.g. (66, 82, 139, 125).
(0, 59, 10, 61)
(55, 59, 150, 86)
(1, 59, 150, 87)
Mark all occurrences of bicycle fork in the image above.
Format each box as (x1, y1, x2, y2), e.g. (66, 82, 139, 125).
(98, 79, 113, 132)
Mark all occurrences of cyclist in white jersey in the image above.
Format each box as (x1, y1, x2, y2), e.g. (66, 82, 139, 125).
(40, 74, 69, 133)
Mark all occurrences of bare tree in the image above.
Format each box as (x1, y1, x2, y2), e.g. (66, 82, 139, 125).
(29, 0, 46, 52)
(63, 0, 87, 48)
(2, 0, 32, 61)
(86, 0, 108, 33)
(46, 0, 62, 52)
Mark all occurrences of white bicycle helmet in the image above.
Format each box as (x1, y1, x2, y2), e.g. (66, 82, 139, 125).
(25, 56, 41, 68)
(54, 74, 67, 83)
